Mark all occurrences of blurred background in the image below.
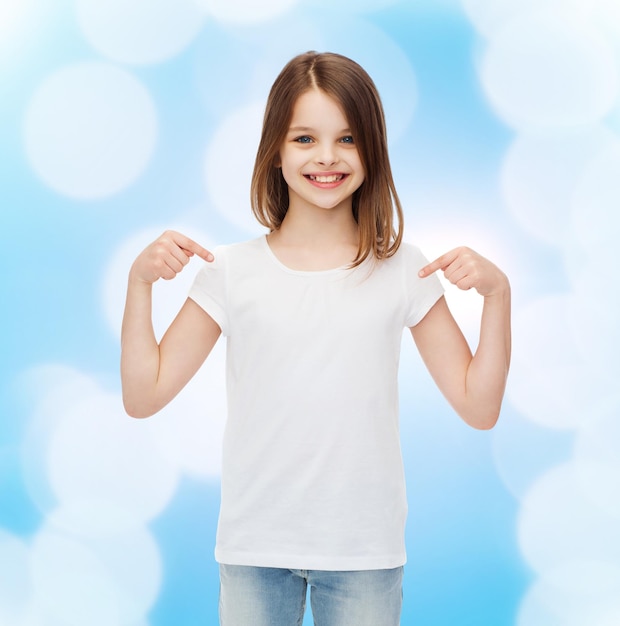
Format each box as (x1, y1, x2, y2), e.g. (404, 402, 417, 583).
(1, 0, 619, 624)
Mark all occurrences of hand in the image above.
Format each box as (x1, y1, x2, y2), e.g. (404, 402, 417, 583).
(418, 247, 509, 297)
(130, 230, 214, 284)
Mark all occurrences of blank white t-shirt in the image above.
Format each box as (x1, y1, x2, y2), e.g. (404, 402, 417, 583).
(189, 235, 443, 571)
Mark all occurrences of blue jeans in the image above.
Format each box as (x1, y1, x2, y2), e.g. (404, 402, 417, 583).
(219, 564, 403, 626)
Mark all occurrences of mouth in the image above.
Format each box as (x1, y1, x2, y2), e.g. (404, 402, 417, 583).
(305, 174, 347, 184)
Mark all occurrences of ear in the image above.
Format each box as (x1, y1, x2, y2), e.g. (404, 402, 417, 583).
(273, 154, 281, 168)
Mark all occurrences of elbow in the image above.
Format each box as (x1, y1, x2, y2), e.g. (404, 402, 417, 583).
(125, 409, 154, 420)
(472, 413, 500, 430)
(122, 383, 174, 418)
(458, 378, 507, 430)
(458, 403, 502, 430)
(121, 379, 166, 418)
(123, 405, 153, 420)
(122, 396, 158, 419)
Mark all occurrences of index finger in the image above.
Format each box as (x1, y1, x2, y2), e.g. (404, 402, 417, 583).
(418, 249, 459, 278)
(173, 232, 214, 263)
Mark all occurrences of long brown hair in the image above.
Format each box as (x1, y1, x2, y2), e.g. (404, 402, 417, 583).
(250, 51, 404, 267)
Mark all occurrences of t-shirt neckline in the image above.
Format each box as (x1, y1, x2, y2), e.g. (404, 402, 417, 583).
(261, 234, 353, 276)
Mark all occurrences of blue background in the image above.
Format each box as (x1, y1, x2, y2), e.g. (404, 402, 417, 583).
(2, 1, 619, 624)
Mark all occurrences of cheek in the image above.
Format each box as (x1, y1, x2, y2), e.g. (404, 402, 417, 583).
(278, 162, 295, 188)
(352, 155, 366, 191)
(353, 176, 365, 195)
(355, 156, 366, 182)
(352, 149, 364, 172)
(279, 150, 303, 177)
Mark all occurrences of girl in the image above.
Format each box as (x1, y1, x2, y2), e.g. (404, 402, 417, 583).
(121, 51, 511, 626)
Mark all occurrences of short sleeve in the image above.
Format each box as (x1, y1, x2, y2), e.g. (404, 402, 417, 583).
(403, 244, 444, 328)
(188, 245, 230, 336)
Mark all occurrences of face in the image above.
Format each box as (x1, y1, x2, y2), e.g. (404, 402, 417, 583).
(278, 89, 365, 215)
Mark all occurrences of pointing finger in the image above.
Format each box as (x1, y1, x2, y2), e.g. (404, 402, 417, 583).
(169, 231, 214, 262)
(418, 249, 459, 278)
(182, 242, 214, 263)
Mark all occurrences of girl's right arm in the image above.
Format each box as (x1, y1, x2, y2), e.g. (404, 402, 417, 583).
(120, 230, 221, 418)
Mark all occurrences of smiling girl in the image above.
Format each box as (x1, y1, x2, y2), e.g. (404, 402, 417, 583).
(121, 51, 511, 626)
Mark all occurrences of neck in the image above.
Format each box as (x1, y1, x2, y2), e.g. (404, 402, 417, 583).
(267, 201, 360, 271)
(276, 198, 359, 248)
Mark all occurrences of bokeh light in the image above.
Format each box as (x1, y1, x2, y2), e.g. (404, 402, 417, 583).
(501, 126, 619, 247)
(204, 102, 266, 234)
(479, 9, 618, 130)
(76, 0, 206, 65)
(507, 294, 606, 430)
(3, 2, 618, 624)
(195, 0, 300, 25)
(24, 62, 157, 199)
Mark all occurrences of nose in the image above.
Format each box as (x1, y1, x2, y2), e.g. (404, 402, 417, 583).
(316, 144, 338, 167)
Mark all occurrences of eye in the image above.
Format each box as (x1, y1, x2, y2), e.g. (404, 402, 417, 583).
(294, 135, 313, 144)
(340, 135, 355, 144)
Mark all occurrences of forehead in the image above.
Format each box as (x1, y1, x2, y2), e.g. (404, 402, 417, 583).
(289, 89, 349, 128)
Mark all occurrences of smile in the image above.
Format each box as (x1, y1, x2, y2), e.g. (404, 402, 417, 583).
(305, 174, 346, 183)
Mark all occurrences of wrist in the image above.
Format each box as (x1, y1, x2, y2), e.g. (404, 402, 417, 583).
(128, 265, 155, 289)
(484, 273, 511, 299)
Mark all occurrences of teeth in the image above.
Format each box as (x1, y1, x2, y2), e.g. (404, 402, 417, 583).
(309, 174, 343, 183)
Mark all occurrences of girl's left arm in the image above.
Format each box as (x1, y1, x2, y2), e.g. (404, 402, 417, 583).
(410, 247, 511, 430)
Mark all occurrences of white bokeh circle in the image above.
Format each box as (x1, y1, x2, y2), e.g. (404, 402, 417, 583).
(517, 560, 620, 626)
(19, 365, 103, 514)
(461, 0, 591, 40)
(566, 144, 620, 387)
(311, 0, 400, 10)
(31, 530, 119, 625)
(570, 144, 620, 255)
(566, 260, 619, 385)
(47, 390, 179, 522)
(491, 411, 572, 501)
(47, 498, 150, 537)
(507, 294, 606, 430)
(19, 363, 180, 522)
(195, 0, 299, 24)
(479, 10, 618, 130)
(16, 364, 168, 624)
(501, 126, 619, 247)
(44, 504, 162, 623)
(30, 521, 161, 626)
(0, 530, 31, 625)
(573, 398, 620, 520)
(0, 0, 34, 50)
(24, 62, 157, 199)
(16, 607, 74, 626)
(517, 463, 620, 573)
(586, 0, 620, 43)
(205, 101, 266, 234)
(76, 0, 206, 65)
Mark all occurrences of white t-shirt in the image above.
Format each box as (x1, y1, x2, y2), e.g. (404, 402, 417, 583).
(189, 235, 443, 571)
